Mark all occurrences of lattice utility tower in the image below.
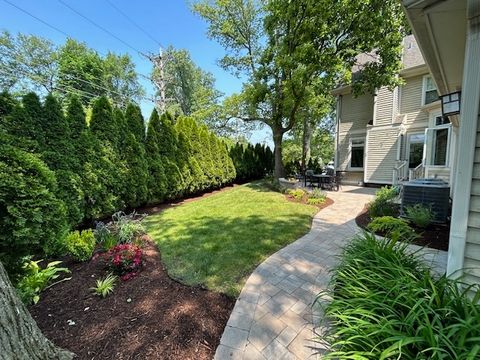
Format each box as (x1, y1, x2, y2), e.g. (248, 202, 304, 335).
(149, 48, 167, 113)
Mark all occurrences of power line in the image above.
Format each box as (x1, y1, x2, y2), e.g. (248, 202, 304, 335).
(1, 0, 70, 38)
(57, 0, 149, 59)
(103, 0, 165, 49)
(1, 0, 153, 80)
(0, 51, 155, 105)
(0, 67, 106, 103)
(0, 67, 155, 107)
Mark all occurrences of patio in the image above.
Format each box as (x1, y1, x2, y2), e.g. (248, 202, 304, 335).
(215, 186, 448, 359)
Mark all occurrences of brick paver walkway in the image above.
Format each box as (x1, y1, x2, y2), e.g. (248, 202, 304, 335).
(214, 186, 447, 360)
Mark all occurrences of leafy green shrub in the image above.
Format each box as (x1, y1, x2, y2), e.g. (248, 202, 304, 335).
(287, 188, 306, 201)
(367, 186, 399, 218)
(367, 216, 418, 241)
(316, 232, 480, 359)
(405, 203, 435, 228)
(376, 186, 399, 202)
(16, 260, 70, 304)
(91, 273, 117, 298)
(64, 229, 96, 262)
(0, 137, 68, 278)
(307, 198, 326, 205)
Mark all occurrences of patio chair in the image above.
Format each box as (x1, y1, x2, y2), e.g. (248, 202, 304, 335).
(304, 169, 315, 188)
(322, 168, 340, 191)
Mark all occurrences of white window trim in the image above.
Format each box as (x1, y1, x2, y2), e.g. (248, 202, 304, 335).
(424, 111, 452, 168)
(348, 137, 365, 170)
(421, 75, 438, 106)
(425, 125, 452, 168)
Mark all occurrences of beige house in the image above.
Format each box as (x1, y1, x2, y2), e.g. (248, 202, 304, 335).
(401, 0, 480, 290)
(333, 35, 457, 187)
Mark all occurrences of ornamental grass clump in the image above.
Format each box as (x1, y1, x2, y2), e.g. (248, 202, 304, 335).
(316, 232, 480, 359)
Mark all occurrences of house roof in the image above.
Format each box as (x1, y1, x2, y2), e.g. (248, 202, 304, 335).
(401, 35, 425, 69)
(333, 35, 427, 95)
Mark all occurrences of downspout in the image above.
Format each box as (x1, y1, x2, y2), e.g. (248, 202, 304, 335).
(334, 95, 342, 171)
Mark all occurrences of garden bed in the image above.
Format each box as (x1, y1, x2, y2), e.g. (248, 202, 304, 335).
(355, 206, 449, 251)
(285, 193, 334, 209)
(29, 241, 234, 360)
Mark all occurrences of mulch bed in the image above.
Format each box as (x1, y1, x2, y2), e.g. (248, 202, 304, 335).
(29, 241, 235, 360)
(355, 206, 450, 251)
(284, 194, 334, 210)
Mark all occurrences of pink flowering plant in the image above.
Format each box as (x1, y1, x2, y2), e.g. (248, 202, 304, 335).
(105, 244, 143, 281)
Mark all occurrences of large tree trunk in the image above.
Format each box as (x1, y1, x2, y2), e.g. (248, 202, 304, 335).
(0, 262, 74, 360)
(272, 129, 285, 179)
(301, 117, 313, 172)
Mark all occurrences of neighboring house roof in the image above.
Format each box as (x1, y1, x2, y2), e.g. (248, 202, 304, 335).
(333, 35, 427, 95)
(401, 34, 425, 69)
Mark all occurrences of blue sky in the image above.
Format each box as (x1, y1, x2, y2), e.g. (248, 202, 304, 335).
(0, 0, 271, 144)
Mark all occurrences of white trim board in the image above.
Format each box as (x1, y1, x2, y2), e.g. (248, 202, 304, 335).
(447, 5, 480, 277)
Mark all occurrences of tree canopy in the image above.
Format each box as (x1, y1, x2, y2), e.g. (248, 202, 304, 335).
(0, 32, 145, 106)
(193, 0, 408, 177)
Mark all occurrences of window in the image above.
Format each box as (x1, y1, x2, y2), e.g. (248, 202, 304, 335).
(425, 115, 451, 167)
(432, 128, 449, 166)
(350, 138, 364, 169)
(435, 116, 450, 126)
(408, 133, 425, 169)
(423, 76, 439, 105)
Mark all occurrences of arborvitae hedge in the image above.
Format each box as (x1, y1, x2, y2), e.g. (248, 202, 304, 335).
(1, 91, 271, 277)
(0, 132, 68, 277)
(229, 142, 274, 182)
(123, 103, 148, 208)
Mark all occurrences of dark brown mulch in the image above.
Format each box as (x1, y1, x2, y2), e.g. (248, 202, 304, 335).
(355, 206, 450, 251)
(29, 242, 235, 360)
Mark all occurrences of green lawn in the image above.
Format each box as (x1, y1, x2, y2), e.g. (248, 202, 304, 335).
(144, 181, 318, 296)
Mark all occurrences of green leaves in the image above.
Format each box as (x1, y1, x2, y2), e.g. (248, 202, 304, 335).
(91, 273, 117, 298)
(317, 233, 480, 359)
(193, 0, 408, 176)
(0, 137, 68, 278)
(16, 259, 70, 304)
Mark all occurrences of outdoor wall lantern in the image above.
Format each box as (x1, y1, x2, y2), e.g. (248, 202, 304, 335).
(440, 91, 461, 116)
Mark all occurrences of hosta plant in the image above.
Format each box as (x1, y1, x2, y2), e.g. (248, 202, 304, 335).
(16, 260, 70, 304)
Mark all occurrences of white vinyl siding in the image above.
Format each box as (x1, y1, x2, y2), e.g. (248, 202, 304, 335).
(337, 132, 366, 171)
(336, 93, 372, 175)
(365, 127, 400, 183)
(338, 93, 374, 133)
(464, 117, 480, 288)
(374, 87, 394, 126)
(399, 75, 430, 125)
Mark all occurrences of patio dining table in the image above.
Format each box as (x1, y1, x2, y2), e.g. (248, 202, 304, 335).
(311, 173, 331, 188)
